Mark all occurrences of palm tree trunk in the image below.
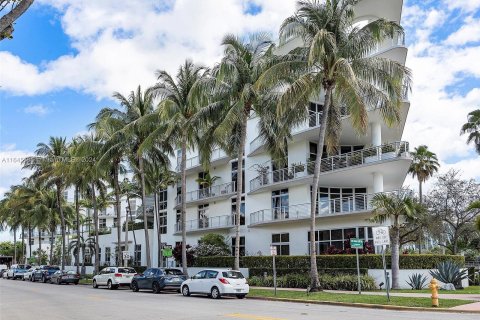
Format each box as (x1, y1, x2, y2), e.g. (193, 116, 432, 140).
(419, 181, 423, 204)
(234, 112, 247, 270)
(21, 226, 25, 263)
(154, 192, 163, 267)
(91, 183, 100, 275)
(38, 228, 42, 264)
(391, 226, 400, 289)
(309, 86, 333, 291)
(124, 198, 129, 267)
(13, 228, 17, 264)
(139, 156, 151, 268)
(49, 228, 54, 264)
(113, 162, 123, 268)
(127, 197, 138, 265)
(75, 185, 80, 274)
(181, 139, 188, 275)
(28, 225, 32, 261)
(56, 183, 66, 271)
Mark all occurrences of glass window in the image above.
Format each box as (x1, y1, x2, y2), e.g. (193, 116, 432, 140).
(272, 233, 290, 256)
(118, 268, 136, 274)
(206, 270, 218, 279)
(198, 204, 209, 229)
(194, 271, 206, 279)
(231, 196, 245, 226)
(272, 189, 289, 220)
(231, 160, 245, 193)
(222, 271, 244, 279)
(231, 237, 245, 256)
(164, 269, 183, 276)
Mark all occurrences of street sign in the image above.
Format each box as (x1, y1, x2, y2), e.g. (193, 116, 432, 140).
(372, 227, 390, 246)
(162, 248, 173, 258)
(350, 238, 364, 249)
(270, 245, 277, 256)
(122, 251, 130, 260)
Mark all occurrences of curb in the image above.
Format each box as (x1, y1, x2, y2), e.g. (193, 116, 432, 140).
(247, 296, 480, 314)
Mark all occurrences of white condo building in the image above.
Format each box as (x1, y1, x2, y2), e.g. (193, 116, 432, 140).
(24, 0, 411, 268)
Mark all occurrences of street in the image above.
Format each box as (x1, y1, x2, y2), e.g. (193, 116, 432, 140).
(0, 279, 478, 320)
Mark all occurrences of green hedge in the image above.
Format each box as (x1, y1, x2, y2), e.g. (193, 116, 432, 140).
(193, 254, 465, 270)
(248, 273, 376, 290)
(249, 267, 368, 277)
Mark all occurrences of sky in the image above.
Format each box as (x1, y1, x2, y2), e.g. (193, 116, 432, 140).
(0, 0, 480, 240)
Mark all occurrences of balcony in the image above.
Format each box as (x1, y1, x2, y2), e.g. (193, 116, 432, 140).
(175, 181, 236, 207)
(249, 191, 396, 226)
(249, 141, 410, 193)
(175, 148, 230, 173)
(174, 214, 235, 234)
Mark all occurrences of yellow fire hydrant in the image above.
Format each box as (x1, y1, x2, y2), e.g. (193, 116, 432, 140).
(429, 278, 439, 307)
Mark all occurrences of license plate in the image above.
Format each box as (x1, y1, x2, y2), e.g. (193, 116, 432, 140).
(125, 275, 132, 278)
(68, 275, 74, 279)
(235, 289, 242, 292)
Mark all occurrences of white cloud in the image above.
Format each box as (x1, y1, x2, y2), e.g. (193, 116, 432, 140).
(0, 147, 33, 200)
(445, 16, 480, 45)
(24, 104, 50, 116)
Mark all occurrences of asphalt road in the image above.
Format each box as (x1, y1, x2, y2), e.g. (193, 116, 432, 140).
(0, 278, 477, 320)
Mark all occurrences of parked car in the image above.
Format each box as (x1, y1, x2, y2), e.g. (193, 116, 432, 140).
(181, 269, 249, 299)
(50, 270, 80, 285)
(131, 268, 187, 293)
(23, 267, 40, 281)
(0, 265, 7, 278)
(92, 267, 136, 290)
(32, 265, 60, 283)
(6, 264, 31, 280)
(2, 269, 10, 279)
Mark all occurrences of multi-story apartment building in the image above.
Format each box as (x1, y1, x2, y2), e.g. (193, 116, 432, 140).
(25, 0, 411, 268)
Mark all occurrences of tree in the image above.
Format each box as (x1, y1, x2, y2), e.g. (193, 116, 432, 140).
(195, 233, 231, 257)
(460, 109, 480, 155)
(471, 201, 480, 232)
(258, 0, 411, 291)
(408, 145, 439, 203)
(370, 190, 424, 289)
(426, 170, 480, 254)
(0, 0, 34, 40)
(152, 60, 208, 274)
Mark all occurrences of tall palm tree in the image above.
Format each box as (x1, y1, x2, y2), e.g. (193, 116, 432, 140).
(152, 60, 208, 274)
(460, 109, 480, 155)
(408, 145, 439, 203)
(371, 190, 424, 289)
(23, 137, 70, 270)
(258, 0, 412, 290)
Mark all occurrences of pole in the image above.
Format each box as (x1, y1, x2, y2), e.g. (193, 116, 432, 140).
(273, 254, 277, 296)
(124, 206, 129, 267)
(356, 248, 361, 294)
(382, 245, 390, 301)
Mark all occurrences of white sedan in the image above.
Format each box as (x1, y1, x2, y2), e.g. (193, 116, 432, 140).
(23, 267, 40, 281)
(181, 269, 249, 299)
(92, 267, 136, 290)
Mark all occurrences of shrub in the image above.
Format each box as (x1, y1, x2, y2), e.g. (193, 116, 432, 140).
(429, 260, 468, 289)
(406, 273, 428, 290)
(172, 243, 195, 267)
(248, 268, 368, 277)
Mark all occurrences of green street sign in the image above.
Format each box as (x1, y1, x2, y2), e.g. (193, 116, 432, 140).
(350, 238, 364, 249)
(162, 248, 173, 258)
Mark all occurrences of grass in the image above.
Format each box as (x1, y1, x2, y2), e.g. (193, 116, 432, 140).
(248, 289, 474, 309)
(368, 286, 480, 294)
(79, 278, 93, 285)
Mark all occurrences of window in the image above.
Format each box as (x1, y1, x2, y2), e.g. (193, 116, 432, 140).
(206, 270, 219, 279)
(63, 190, 68, 201)
(105, 247, 111, 264)
(198, 204, 209, 228)
(309, 102, 323, 127)
(231, 236, 245, 256)
(134, 245, 141, 266)
(97, 247, 101, 265)
(99, 218, 106, 229)
(308, 227, 374, 254)
(29, 237, 35, 245)
(159, 210, 167, 234)
(271, 189, 289, 220)
(231, 196, 245, 225)
(231, 160, 245, 193)
(193, 271, 206, 279)
(113, 218, 118, 227)
(272, 233, 290, 255)
(158, 189, 167, 211)
(316, 187, 368, 214)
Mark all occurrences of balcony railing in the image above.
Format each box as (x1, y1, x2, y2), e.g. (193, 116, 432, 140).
(250, 141, 409, 192)
(175, 181, 236, 206)
(174, 214, 235, 233)
(176, 148, 228, 172)
(249, 191, 398, 225)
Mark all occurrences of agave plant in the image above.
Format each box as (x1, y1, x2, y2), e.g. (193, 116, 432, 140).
(429, 260, 468, 288)
(406, 273, 428, 290)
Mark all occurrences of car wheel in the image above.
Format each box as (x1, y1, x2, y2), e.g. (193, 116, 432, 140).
(182, 285, 190, 297)
(74, 281, 78, 285)
(42, 275, 47, 283)
(57, 278, 61, 285)
(131, 281, 139, 292)
(236, 294, 246, 299)
(210, 287, 221, 299)
(92, 280, 98, 289)
(31, 276, 35, 282)
(107, 280, 114, 290)
(22, 277, 25, 281)
(152, 282, 161, 294)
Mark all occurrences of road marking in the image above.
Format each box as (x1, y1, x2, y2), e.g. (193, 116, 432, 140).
(224, 313, 288, 320)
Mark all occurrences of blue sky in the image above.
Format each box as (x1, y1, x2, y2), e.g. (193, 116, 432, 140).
(0, 0, 479, 214)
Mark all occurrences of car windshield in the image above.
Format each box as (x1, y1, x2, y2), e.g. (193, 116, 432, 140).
(222, 271, 244, 279)
(164, 269, 183, 276)
(118, 268, 136, 274)
(48, 266, 60, 270)
(17, 265, 26, 269)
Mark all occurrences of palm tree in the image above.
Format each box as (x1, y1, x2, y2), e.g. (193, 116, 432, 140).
(371, 190, 424, 289)
(258, 0, 412, 290)
(152, 60, 208, 274)
(23, 137, 70, 270)
(460, 109, 480, 155)
(408, 145, 439, 203)
(468, 201, 480, 232)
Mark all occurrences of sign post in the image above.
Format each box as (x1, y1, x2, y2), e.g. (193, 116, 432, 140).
(350, 238, 364, 294)
(162, 245, 172, 268)
(372, 227, 391, 301)
(122, 250, 130, 267)
(270, 245, 277, 296)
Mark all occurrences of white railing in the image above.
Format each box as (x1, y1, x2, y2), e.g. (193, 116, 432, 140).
(250, 141, 409, 192)
(249, 191, 399, 225)
(175, 181, 236, 205)
(175, 148, 228, 172)
(249, 135, 265, 155)
(175, 214, 235, 233)
(292, 110, 323, 134)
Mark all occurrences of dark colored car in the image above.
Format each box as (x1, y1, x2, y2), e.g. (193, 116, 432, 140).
(32, 265, 60, 283)
(131, 268, 187, 293)
(50, 270, 80, 285)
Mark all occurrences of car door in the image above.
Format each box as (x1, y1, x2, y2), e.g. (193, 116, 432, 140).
(189, 271, 206, 293)
(204, 270, 219, 293)
(99, 268, 109, 285)
(138, 269, 151, 289)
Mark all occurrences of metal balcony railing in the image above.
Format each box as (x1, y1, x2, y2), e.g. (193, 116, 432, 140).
(250, 141, 409, 192)
(175, 148, 228, 172)
(175, 181, 236, 206)
(174, 214, 235, 233)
